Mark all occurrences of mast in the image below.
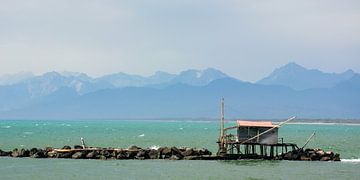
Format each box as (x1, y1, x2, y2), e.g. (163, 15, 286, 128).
(219, 97, 225, 153)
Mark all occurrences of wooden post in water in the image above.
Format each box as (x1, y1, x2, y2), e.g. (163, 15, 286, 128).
(218, 97, 226, 155)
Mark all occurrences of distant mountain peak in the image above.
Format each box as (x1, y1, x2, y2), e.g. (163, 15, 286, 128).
(275, 62, 307, 73)
(258, 62, 357, 90)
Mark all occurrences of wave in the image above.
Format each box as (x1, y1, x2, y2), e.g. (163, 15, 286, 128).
(341, 158, 360, 163)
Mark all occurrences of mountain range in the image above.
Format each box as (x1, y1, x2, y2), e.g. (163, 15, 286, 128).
(0, 63, 359, 120)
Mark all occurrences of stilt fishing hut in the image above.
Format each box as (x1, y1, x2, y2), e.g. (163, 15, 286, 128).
(217, 97, 298, 159)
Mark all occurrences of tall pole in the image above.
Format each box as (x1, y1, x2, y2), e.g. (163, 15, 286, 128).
(220, 97, 225, 153)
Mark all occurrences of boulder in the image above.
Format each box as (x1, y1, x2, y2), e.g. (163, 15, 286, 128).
(72, 152, 85, 159)
(11, 148, 30, 157)
(148, 149, 159, 159)
(111, 151, 118, 158)
(62, 145, 71, 150)
(29, 148, 39, 156)
(162, 147, 171, 154)
(127, 150, 138, 159)
(300, 155, 311, 161)
(100, 150, 111, 158)
(315, 149, 325, 157)
(74, 145, 83, 149)
(171, 147, 183, 159)
(283, 152, 293, 160)
(86, 151, 98, 159)
(116, 151, 128, 159)
(45, 147, 53, 152)
(136, 149, 149, 160)
(31, 151, 46, 158)
(310, 153, 320, 161)
(169, 155, 180, 160)
(56, 152, 73, 158)
(128, 145, 141, 151)
(171, 147, 181, 155)
(198, 148, 212, 156)
(160, 147, 172, 159)
(181, 148, 194, 156)
(333, 153, 341, 161)
(99, 155, 107, 160)
(320, 156, 331, 161)
(47, 151, 57, 158)
(0, 149, 10, 156)
(325, 151, 334, 157)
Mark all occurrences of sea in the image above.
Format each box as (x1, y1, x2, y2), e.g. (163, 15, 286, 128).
(1, 120, 360, 180)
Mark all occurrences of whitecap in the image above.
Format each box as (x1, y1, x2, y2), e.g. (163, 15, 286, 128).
(60, 123, 71, 127)
(23, 132, 33, 135)
(149, 145, 160, 150)
(341, 158, 360, 163)
(1, 125, 11, 128)
(138, 134, 145, 137)
(35, 124, 39, 126)
(179, 127, 183, 130)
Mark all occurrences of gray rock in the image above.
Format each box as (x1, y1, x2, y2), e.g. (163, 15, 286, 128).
(334, 153, 341, 161)
(31, 151, 46, 158)
(182, 148, 194, 156)
(11, 148, 30, 157)
(72, 152, 85, 159)
(136, 149, 149, 160)
(128, 145, 141, 151)
(116, 151, 128, 159)
(86, 151, 98, 159)
(100, 150, 111, 158)
(74, 145, 83, 149)
(45, 147, 53, 152)
(99, 155, 107, 160)
(0, 149, 10, 156)
(56, 152, 72, 158)
(320, 156, 331, 161)
(148, 149, 159, 159)
(162, 147, 171, 155)
(169, 155, 180, 160)
(62, 146, 71, 150)
(29, 148, 39, 156)
(127, 150, 138, 159)
(171, 147, 183, 159)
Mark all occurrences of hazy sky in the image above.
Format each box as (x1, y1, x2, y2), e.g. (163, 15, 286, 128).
(0, 0, 359, 82)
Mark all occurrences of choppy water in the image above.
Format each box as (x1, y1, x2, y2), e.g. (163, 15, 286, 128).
(1, 120, 360, 179)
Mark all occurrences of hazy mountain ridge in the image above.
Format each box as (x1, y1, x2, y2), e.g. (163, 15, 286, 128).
(0, 64, 359, 119)
(257, 62, 357, 90)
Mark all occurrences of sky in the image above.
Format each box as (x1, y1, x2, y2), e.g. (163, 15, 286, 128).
(0, 0, 359, 82)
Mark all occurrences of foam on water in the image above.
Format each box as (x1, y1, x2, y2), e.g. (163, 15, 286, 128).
(341, 158, 360, 163)
(149, 145, 160, 150)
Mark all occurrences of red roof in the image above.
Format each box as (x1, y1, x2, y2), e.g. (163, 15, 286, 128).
(237, 120, 278, 128)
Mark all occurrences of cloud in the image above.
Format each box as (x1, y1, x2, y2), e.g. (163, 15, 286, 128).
(0, 0, 359, 81)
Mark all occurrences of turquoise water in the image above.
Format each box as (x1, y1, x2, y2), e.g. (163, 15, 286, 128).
(1, 120, 360, 179)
